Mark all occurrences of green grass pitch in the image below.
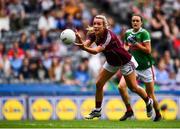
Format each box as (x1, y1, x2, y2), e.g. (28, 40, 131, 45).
(0, 120, 180, 128)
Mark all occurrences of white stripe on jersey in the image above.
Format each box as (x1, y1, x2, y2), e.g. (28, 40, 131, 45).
(102, 31, 111, 48)
(143, 39, 151, 42)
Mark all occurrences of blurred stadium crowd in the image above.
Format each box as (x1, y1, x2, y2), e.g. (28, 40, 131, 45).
(0, 0, 179, 92)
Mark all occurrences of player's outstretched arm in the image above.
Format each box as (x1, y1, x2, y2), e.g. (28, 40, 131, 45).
(75, 43, 104, 55)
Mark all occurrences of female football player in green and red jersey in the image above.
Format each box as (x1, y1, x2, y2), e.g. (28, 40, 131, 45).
(119, 14, 161, 122)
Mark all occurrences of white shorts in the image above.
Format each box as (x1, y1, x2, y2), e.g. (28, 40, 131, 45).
(136, 67, 155, 83)
(103, 56, 138, 76)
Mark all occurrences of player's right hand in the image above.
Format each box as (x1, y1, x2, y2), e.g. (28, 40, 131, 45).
(75, 30, 83, 44)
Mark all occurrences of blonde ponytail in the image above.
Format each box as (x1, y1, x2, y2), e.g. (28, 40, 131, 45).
(86, 25, 95, 35)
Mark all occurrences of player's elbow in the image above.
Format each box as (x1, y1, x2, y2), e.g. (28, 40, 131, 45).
(91, 51, 98, 55)
(92, 49, 102, 54)
(88, 50, 98, 55)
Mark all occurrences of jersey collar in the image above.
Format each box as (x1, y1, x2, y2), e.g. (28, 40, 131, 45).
(132, 27, 142, 34)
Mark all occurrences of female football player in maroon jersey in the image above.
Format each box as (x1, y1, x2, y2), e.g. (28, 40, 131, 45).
(75, 15, 153, 119)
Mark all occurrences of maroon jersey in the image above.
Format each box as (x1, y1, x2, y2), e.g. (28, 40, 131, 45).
(88, 29, 131, 66)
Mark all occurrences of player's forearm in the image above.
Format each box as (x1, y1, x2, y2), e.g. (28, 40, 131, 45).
(135, 44, 151, 54)
(124, 43, 130, 51)
(78, 38, 84, 44)
(84, 40, 93, 47)
(83, 46, 99, 54)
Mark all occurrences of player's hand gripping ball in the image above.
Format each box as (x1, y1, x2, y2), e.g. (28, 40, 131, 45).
(60, 29, 76, 45)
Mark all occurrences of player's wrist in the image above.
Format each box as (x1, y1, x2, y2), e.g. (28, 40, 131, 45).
(132, 41, 138, 44)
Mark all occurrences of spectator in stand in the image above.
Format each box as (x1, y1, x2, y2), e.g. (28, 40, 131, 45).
(8, 0, 26, 30)
(74, 58, 91, 91)
(165, 17, 180, 57)
(10, 52, 23, 78)
(39, 0, 54, 11)
(88, 54, 102, 79)
(53, 0, 63, 10)
(89, 8, 98, 24)
(0, 43, 6, 58)
(155, 58, 169, 85)
(50, 41, 68, 58)
(151, 49, 160, 67)
(65, 14, 76, 29)
(41, 50, 52, 71)
(173, 0, 180, 12)
(73, 12, 83, 30)
(61, 56, 78, 85)
(0, 1, 10, 38)
(150, 9, 171, 56)
(8, 41, 25, 60)
(166, 17, 180, 56)
(173, 58, 180, 83)
(173, 9, 180, 29)
(29, 58, 38, 80)
(19, 32, 30, 51)
(37, 60, 49, 81)
(28, 32, 37, 49)
(19, 57, 30, 81)
(64, 0, 79, 16)
(173, 34, 180, 57)
(108, 17, 122, 35)
(167, 17, 179, 42)
(0, 55, 11, 80)
(78, 2, 92, 22)
(56, 11, 66, 30)
(21, 0, 38, 13)
(26, 32, 38, 58)
(163, 50, 174, 74)
(48, 57, 63, 82)
(0, 53, 4, 78)
(38, 9, 56, 31)
(37, 29, 52, 52)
